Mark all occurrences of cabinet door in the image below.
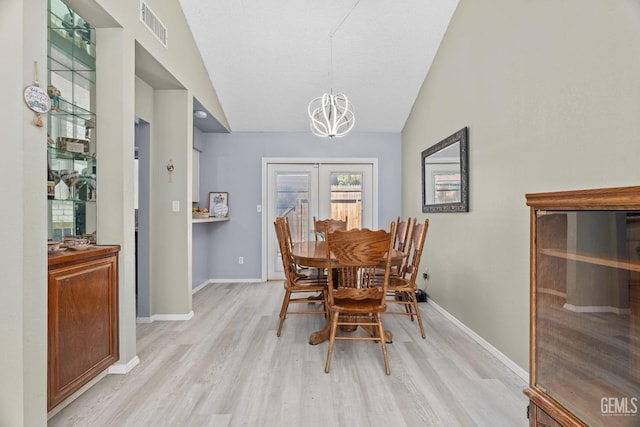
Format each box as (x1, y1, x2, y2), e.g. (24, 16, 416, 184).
(48, 255, 119, 410)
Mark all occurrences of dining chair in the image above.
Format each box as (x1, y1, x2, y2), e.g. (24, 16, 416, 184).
(324, 222, 396, 375)
(394, 216, 412, 253)
(274, 218, 329, 337)
(385, 218, 429, 339)
(282, 216, 321, 279)
(391, 216, 412, 277)
(313, 216, 348, 241)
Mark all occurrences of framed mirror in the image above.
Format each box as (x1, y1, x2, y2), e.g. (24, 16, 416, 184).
(422, 127, 468, 213)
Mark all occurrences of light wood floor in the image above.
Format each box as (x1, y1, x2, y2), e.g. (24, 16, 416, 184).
(48, 282, 528, 427)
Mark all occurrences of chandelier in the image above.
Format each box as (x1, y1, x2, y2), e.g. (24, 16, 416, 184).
(307, 0, 361, 138)
(308, 93, 355, 138)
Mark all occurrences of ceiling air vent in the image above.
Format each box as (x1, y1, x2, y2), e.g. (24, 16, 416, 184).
(140, 1, 168, 48)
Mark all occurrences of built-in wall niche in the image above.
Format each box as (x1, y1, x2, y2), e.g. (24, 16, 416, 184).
(47, 0, 97, 241)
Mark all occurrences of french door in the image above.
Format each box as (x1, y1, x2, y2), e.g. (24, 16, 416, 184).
(264, 159, 376, 280)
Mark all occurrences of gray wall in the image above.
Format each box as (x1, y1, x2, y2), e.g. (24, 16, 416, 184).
(402, 0, 640, 371)
(195, 132, 401, 280)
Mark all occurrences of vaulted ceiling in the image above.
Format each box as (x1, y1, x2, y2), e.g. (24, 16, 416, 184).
(179, 0, 458, 133)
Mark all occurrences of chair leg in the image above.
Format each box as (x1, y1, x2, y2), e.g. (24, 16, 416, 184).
(376, 312, 390, 375)
(325, 311, 339, 373)
(276, 290, 291, 337)
(322, 291, 330, 319)
(409, 291, 426, 339)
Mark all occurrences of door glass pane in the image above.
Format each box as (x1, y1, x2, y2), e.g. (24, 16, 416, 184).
(275, 173, 310, 272)
(330, 172, 362, 229)
(276, 173, 310, 242)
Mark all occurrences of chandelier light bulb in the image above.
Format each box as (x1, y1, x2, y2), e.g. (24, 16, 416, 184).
(308, 93, 355, 138)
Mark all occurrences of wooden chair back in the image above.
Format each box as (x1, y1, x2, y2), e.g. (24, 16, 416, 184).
(282, 216, 294, 251)
(325, 223, 396, 305)
(402, 218, 429, 285)
(394, 217, 412, 252)
(313, 216, 348, 241)
(274, 217, 297, 283)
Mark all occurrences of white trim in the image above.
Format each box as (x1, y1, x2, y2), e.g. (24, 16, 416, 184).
(207, 278, 263, 284)
(192, 279, 264, 296)
(136, 311, 195, 323)
(192, 279, 211, 294)
(427, 299, 529, 383)
(563, 303, 631, 315)
(108, 355, 140, 374)
(47, 370, 110, 419)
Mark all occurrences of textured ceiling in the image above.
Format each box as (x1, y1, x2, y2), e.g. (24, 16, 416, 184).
(179, 0, 458, 133)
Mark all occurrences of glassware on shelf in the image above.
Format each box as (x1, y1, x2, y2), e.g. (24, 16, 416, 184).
(59, 169, 79, 200)
(47, 162, 56, 200)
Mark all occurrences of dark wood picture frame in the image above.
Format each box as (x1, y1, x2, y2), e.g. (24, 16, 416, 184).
(421, 127, 469, 213)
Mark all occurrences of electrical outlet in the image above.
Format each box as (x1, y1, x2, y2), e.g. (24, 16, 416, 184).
(172, 200, 180, 212)
(238, 256, 244, 265)
(423, 270, 429, 280)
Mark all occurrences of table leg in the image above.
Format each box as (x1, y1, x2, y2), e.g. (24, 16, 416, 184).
(309, 318, 331, 345)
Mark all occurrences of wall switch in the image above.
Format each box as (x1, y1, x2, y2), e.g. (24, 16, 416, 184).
(238, 256, 244, 265)
(172, 200, 180, 212)
(256, 204, 262, 213)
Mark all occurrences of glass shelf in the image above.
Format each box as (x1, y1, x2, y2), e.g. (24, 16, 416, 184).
(47, 0, 96, 242)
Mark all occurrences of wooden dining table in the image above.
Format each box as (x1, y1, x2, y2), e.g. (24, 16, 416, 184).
(291, 240, 405, 345)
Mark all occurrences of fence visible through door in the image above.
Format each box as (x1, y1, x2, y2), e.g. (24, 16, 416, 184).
(265, 160, 376, 281)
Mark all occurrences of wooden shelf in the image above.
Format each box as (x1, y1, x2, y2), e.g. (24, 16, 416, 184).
(539, 248, 640, 273)
(192, 217, 230, 224)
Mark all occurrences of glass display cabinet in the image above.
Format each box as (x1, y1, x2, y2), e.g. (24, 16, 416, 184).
(47, 0, 97, 241)
(525, 186, 640, 427)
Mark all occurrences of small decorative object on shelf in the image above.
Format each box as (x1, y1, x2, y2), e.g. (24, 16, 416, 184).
(47, 84, 61, 111)
(47, 162, 56, 199)
(192, 207, 209, 219)
(58, 137, 90, 154)
(209, 192, 229, 218)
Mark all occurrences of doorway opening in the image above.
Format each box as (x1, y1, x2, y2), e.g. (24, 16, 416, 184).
(263, 158, 378, 281)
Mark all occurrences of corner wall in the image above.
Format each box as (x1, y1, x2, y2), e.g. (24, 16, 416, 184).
(402, 0, 640, 370)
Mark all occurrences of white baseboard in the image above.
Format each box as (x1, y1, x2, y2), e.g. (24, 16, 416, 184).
(207, 278, 264, 284)
(136, 311, 194, 323)
(192, 278, 264, 295)
(48, 357, 141, 419)
(192, 280, 211, 294)
(47, 370, 109, 419)
(427, 299, 529, 383)
(108, 355, 140, 374)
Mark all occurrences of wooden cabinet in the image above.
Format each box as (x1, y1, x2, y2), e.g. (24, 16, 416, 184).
(48, 245, 120, 410)
(525, 186, 640, 427)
